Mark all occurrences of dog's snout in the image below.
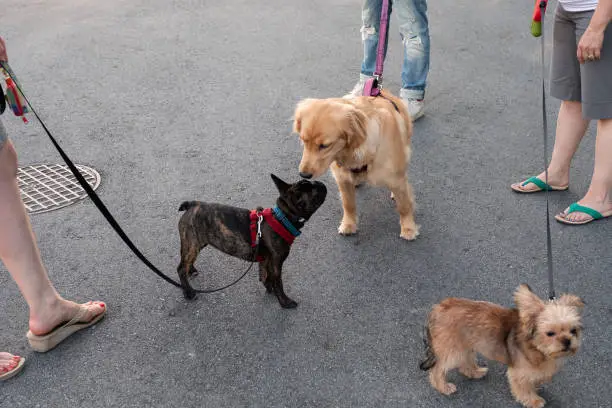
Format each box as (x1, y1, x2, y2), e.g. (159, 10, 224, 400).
(561, 338, 571, 350)
(299, 172, 313, 179)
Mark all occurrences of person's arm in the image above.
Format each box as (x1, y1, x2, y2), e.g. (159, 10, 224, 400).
(577, 0, 612, 63)
(0, 37, 8, 62)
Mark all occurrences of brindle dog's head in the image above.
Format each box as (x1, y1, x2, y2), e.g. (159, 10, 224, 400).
(270, 174, 327, 222)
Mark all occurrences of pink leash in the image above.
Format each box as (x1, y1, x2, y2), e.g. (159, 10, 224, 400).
(362, 0, 391, 97)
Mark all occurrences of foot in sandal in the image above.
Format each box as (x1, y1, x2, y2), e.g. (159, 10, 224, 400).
(0, 352, 25, 381)
(555, 201, 612, 225)
(511, 173, 569, 193)
(27, 300, 106, 353)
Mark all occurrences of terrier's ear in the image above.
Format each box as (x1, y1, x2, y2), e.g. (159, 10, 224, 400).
(271, 173, 290, 194)
(514, 284, 545, 339)
(514, 284, 545, 318)
(557, 293, 585, 313)
(293, 98, 316, 134)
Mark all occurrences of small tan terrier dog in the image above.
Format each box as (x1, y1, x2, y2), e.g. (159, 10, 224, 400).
(420, 284, 584, 408)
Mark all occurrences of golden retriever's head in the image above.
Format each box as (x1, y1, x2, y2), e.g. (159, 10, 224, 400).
(293, 98, 367, 179)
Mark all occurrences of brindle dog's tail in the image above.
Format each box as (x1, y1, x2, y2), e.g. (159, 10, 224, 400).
(178, 201, 198, 212)
(419, 322, 437, 371)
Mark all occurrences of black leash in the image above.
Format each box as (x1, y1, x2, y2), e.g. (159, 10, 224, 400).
(537, 2, 556, 300)
(1, 61, 256, 295)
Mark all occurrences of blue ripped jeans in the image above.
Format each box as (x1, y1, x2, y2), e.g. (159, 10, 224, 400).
(360, 0, 430, 100)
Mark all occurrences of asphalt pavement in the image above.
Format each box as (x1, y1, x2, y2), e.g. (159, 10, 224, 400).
(1, 1, 610, 407)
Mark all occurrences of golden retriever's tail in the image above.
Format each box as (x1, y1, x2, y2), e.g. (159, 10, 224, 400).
(419, 323, 437, 371)
(379, 88, 413, 144)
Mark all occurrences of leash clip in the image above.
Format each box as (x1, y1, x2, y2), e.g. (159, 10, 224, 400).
(256, 214, 264, 240)
(373, 74, 382, 86)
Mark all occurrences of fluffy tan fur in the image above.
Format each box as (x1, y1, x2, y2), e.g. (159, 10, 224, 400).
(293, 90, 418, 240)
(421, 284, 584, 408)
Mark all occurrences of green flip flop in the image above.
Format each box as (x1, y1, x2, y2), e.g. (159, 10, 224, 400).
(555, 202, 611, 225)
(511, 176, 568, 193)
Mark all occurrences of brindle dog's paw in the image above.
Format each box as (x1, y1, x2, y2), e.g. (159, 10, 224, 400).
(281, 299, 298, 309)
(183, 290, 197, 300)
(188, 266, 199, 278)
(264, 282, 274, 293)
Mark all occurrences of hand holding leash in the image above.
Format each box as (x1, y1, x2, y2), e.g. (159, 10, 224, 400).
(0, 37, 29, 123)
(0, 37, 8, 62)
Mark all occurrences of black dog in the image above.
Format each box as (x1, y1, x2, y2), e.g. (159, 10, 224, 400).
(176, 174, 327, 308)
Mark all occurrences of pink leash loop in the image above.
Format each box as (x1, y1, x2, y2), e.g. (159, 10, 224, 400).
(363, 0, 390, 96)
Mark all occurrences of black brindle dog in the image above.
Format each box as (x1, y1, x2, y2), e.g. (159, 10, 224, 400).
(177, 174, 327, 308)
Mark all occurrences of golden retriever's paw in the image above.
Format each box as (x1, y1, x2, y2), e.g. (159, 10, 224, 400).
(440, 382, 457, 395)
(521, 396, 545, 408)
(338, 222, 358, 235)
(400, 224, 420, 241)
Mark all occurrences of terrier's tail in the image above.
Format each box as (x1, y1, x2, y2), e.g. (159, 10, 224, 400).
(419, 323, 437, 371)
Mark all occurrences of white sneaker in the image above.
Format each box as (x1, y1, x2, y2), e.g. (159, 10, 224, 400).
(343, 74, 373, 99)
(402, 98, 425, 122)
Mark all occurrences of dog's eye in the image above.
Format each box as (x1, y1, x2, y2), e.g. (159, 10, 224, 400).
(570, 328, 578, 335)
(546, 331, 555, 337)
(319, 143, 330, 150)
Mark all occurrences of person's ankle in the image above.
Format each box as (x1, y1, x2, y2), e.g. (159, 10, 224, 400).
(28, 294, 67, 335)
(581, 188, 612, 206)
(541, 168, 569, 186)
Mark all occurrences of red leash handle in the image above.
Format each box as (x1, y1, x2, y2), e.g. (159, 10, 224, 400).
(531, 0, 549, 37)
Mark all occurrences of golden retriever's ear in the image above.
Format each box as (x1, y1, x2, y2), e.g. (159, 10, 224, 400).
(514, 284, 545, 318)
(293, 98, 316, 134)
(343, 104, 368, 149)
(557, 293, 585, 312)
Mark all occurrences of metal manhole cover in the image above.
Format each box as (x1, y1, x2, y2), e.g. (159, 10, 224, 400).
(17, 164, 101, 214)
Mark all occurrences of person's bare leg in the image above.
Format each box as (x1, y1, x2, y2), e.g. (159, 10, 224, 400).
(512, 100, 590, 191)
(558, 118, 612, 222)
(0, 140, 104, 337)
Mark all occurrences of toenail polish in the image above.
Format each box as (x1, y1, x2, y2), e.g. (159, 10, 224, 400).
(99, 302, 105, 308)
(12, 356, 20, 360)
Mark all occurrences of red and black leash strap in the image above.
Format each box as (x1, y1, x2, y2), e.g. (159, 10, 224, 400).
(1, 61, 255, 294)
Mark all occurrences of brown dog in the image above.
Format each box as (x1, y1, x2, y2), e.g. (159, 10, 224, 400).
(420, 284, 584, 408)
(293, 90, 418, 240)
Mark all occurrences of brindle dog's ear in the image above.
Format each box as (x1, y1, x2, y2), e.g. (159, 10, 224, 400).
(271, 174, 290, 194)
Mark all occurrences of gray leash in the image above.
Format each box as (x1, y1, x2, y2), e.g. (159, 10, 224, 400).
(538, 1, 556, 300)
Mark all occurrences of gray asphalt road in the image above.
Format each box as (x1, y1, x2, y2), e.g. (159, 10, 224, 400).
(1, 1, 610, 407)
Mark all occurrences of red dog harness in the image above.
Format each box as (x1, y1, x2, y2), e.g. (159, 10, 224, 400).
(249, 208, 298, 262)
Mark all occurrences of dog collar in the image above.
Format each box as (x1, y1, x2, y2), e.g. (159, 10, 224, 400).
(336, 161, 368, 174)
(272, 206, 302, 238)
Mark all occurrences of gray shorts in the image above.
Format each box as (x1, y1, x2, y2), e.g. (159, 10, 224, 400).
(0, 118, 7, 150)
(550, 5, 612, 119)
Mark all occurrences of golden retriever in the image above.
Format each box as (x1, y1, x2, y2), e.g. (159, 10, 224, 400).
(293, 90, 418, 240)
